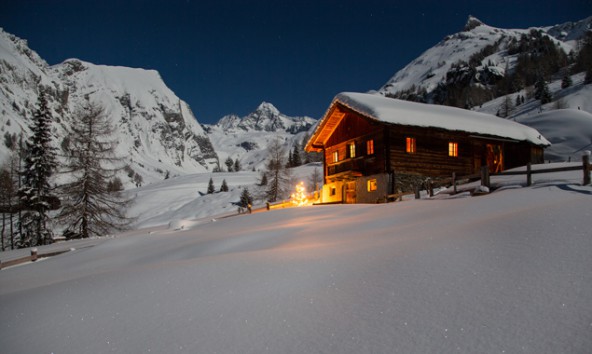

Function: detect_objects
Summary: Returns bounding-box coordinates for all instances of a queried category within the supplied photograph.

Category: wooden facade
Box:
[306,94,548,204]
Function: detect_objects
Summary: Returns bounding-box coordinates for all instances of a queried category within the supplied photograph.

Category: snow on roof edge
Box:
[335,92,551,147]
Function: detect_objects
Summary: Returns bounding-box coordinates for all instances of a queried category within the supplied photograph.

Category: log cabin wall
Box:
[387,125,478,177]
[319,106,545,194]
[324,111,386,183]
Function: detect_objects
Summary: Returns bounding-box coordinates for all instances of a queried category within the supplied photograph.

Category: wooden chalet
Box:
[305,92,550,203]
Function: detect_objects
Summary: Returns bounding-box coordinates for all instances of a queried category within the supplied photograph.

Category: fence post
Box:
[414,184,420,199]
[526,163,532,187]
[480,165,490,188]
[583,152,591,186]
[452,172,457,194]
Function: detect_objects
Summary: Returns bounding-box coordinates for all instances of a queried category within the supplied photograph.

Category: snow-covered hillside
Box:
[1,167,590,353]
[206,102,317,171]
[379,16,589,98]
[474,72,592,162]
[0,28,218,187]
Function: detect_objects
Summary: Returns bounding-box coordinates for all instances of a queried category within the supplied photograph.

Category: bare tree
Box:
[57,102,132,239]
[264,138,291,202]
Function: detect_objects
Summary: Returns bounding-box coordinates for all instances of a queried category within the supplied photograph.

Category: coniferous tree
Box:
[220,179,229,192]
[0,152,21,250]
[57,102,131,239]
[233,158,241,172]
[207,177,215,194]
[585,69,592,85]
[561,74,573,89]
[498,95,514,118]
[225,157,234,172]
[286,150,293,168]
[259,172,268,186]
[239,188,253,208]
[534,78,552,104]
[19,90,58,246]
[292,144,302,167]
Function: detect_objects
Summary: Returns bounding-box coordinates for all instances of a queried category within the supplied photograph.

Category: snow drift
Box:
[1,168,590,353]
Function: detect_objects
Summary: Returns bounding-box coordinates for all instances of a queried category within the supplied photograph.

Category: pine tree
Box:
[534,78,552,104]
[220,179,229,192]
[287,150,293,168]
[0,152,21,250]
[19,90,58,246]
[207,177,215,194]
[239,188,253,208]
[234,158,241,172]
[585,69,592,85]
[57,102,131,239]
[259,172,268,186]
[292,144,302,167]
[561,74,573,89]
[225,157,234,172]
[499,95,514,118]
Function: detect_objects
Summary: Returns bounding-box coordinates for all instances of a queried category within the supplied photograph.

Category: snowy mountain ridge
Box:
[379,15,591,100]
[205,102,317,171]
[0,28,218,187]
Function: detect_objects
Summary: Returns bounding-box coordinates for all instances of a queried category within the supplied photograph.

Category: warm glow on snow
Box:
[290,181,310,206]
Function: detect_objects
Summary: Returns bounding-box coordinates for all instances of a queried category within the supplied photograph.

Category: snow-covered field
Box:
[1,166,591,353]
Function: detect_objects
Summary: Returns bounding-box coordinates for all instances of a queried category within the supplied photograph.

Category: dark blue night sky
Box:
[1,0,590,123]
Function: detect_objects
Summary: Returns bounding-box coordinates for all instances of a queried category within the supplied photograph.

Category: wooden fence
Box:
[0,248,71,270]
[482,154,591,188]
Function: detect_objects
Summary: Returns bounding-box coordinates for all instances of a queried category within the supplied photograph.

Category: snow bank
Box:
[1,170,590,353]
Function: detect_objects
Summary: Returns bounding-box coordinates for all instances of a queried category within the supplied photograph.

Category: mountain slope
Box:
[206,102,317,171]
[379,16,590,105]
[0,28,218,187]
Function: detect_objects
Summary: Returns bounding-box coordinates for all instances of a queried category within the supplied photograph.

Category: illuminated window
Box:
[367,179,377,192]
[406,137,416,153]
[348,142,356,158]
[333,151,339,163]
[449,142,458,157]
[366,140,374,155]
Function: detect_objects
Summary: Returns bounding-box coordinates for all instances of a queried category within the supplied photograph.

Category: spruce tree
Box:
[57,102,131,239]
[19,90,58,246]
[239,188,253,208]
[259,172,268,186]
[561,74,573,89]
[220,179,229,192]
[234,158,241,172]
[585,69,592,85]
[207,177,215,194]
[225,157,234,172]
[292,144,302,167]
[534,78,552,104]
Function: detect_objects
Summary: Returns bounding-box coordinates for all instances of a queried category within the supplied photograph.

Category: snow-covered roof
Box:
[332,92,550,146]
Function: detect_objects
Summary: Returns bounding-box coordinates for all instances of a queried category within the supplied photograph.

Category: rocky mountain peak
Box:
[464,15,484,32]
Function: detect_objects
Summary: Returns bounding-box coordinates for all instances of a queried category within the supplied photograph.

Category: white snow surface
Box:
[336,92,550,146]
[1,167,591,353]
[379,16,586,98]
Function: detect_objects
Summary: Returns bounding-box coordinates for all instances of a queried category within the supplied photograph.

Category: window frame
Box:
[366,139,375,155]
[367,178,377,192]
[448,142,459,157]
[348,142,356,159]
[406,137,416,154]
